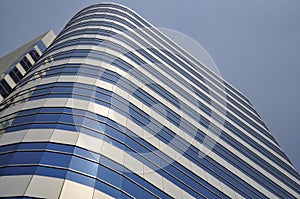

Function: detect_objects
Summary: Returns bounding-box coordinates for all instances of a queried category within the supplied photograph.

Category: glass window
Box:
[8,70,20,83]
[40,151,72,168]
[0,83,9,97]
[122,178,144,198]
[35,113,59,123]
[0,153,14,166]
[6,124,32,133]
[9,151,43,164]
[19,142,48,150]
[74,147,100,162]
[95,180,122,199]
[21,56,32,70]
[105,125,125,143]
[35,166,68,179]
[37,41,47,52]
[69,156,98,176]
[1,165,37,176]
[0,143,19,153]
[47,143,74,153]
[98,163,124,188]
[29,49,40,62]
[0,79,12,94]
[66,170,96,187]
[57,114,74,124]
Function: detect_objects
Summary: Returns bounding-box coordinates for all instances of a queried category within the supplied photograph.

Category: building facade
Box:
[0,3,299,199]
[0,30,56,102]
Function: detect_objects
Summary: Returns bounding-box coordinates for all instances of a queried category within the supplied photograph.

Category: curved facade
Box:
[0,3,299,199]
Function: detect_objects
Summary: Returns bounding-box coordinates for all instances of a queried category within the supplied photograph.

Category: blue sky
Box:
[0,0,299,172]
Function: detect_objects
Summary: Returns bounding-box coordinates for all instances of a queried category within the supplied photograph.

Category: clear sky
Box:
[0,0,299,172]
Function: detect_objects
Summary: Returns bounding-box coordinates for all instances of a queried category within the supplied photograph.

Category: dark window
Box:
[8,67,23,84]
[29,49,40,62]
[0,79,12,98]
[13,67,23,80]
[8,70,19,83]
[0,83,8,97]
[20,56,32,71]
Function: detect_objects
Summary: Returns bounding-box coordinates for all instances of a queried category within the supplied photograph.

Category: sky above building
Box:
[0,0,299,172]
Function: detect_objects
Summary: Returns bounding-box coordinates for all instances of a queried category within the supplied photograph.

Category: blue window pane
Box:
[72,87,93,96]
[104,183,123,198]
[0,153,14,166]
[35,166,68,179]
[105,125,125,143]
[12,115,36,125]
[55,123,77,131]
[40,151,72,168]
[19,142,48,150]
[30,123,57,129]
[47,143,74,153]
[95,180,122,198]
[1,166,37,176]
[69,156,98,176]
[0,143,20,153]
[122,178,144,198]
[97,165,123,188]
[66,170,96,187]
[35,113,59,123]
[80,117,103,132]
[58,114,74,124]
[31,88,51,96]
[74,147,100,162]
[6,124,32,132]
[37,41,47,52]
[9,151,43,164]
[52,87,73,93]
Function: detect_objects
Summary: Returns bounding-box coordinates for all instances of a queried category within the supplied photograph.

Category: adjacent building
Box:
[0,30,56,101]
[0,3,299,199]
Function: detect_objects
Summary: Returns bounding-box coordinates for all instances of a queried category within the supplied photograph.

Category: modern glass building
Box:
[0,30,56,102]
[0,3,299,199]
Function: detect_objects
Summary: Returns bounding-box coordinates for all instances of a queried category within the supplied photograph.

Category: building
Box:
[0,3,299,199]
[0,30,56,102]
